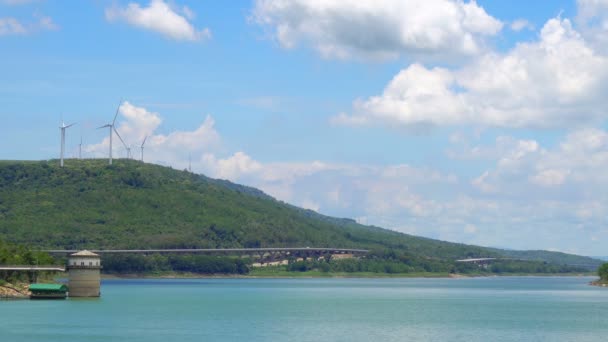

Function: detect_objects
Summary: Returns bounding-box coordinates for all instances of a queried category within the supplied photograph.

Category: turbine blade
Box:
[65,122,76,129]
[97,124,111,129]
[141,135,147,147]
[112,99,122,125]
[113,126,128,148]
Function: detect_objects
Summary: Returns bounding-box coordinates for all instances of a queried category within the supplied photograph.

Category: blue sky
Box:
[2,0,608,256]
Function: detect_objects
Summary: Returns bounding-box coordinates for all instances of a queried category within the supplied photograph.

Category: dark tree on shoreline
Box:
[599,263,608,281]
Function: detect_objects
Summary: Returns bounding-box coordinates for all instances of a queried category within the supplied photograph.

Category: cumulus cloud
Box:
[466,128,608,198]
[202,152,263,181]
[85,101,220,164]
[198,152,459,223]
[106,0,210,41]
[252,0,502,61]
[576,0,608,53]
[457,128,608,252]
[335,16,608,128]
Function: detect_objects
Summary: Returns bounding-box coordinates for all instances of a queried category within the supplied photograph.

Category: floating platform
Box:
[29,283,68,299]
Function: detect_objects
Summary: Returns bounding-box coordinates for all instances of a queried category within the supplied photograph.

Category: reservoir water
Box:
[2,277,608,341]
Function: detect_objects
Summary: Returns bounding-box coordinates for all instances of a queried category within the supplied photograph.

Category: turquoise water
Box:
[2,277,608,341]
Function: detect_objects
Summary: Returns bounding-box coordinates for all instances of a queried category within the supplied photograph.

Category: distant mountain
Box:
[0,160,602,270]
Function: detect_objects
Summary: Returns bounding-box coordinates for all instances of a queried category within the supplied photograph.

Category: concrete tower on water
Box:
[67,250,101,297]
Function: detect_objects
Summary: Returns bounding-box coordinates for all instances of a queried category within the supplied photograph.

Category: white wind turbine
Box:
[59,120,75,168]
[98,100,121,165]
[140,135,147,162]
[78,136,83,159]
[113,125,130,159]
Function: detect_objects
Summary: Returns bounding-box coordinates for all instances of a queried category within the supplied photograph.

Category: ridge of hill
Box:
[0,159,601,270]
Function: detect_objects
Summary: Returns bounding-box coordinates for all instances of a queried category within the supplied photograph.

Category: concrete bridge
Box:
[44,247,369,263]
[455,258,500,263]
[0,265,66,283]
[0,266,66,272]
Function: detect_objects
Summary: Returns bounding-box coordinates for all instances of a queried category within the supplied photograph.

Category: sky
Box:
[2,0,608,256]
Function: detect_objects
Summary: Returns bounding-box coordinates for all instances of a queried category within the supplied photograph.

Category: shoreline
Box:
[590,280,608,287]
[0,282,30,299]
[99,271,594,280]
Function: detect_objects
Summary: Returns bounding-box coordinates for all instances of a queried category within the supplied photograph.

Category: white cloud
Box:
[199,152,458,223]
[0,17,26,35]
[85,101,220,164]
[510,19,534,31]
[466,128,608,196]
[37,15,58,31]
[202,152,263,181]
[464,224,477,234]
[300,199,320,212]
[106,0,210,42]
[0,15,57,36]
[530,169,569,187]
[333,63,468,126]
[448,135,526,160]
[576,0,608,53]
[181,5,195,20]
[252,0,502,61]
[335,16,608,128]
[0,0,37,5]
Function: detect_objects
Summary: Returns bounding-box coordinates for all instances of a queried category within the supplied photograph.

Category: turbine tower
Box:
[59,121,75,168]
[140,136,147,162]
[97,100,121,165]
[79,136,83,159]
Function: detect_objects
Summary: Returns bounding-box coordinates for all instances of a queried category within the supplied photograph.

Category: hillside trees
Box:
[599,263,608,281]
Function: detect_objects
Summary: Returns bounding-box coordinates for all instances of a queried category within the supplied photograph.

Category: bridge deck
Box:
[0,266,66,272]
[455,258,498,263]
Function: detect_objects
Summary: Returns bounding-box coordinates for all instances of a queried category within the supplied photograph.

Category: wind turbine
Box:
[59,121,75,167]
[113,125,130,159]
[112,127,131,159]
[78,136,83,159]
[97,100,121,165]
[140,135,147,162]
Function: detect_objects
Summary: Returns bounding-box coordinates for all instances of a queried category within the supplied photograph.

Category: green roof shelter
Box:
[29,283,68,299]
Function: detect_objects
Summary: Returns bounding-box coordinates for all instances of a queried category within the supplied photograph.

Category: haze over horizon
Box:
[2,0,608,256]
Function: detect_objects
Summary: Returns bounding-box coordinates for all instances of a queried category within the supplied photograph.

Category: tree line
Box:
[599,263,608,281]
[97,249,587,275]
[0,239,55,284]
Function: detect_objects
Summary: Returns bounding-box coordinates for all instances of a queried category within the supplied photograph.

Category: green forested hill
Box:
[0,160,601,270]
